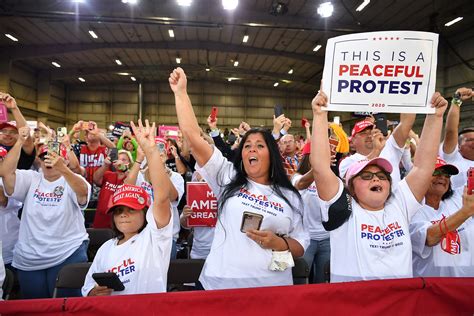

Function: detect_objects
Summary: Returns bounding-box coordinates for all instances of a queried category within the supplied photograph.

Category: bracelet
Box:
[174,156,180,160]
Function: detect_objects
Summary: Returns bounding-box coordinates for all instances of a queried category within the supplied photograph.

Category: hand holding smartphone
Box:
[467,168,474,195]
[374,113,388,136]
[92,272,125,291]
[274,105,284,118]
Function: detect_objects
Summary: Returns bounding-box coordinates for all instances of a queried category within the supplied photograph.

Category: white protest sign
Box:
[322,31,438,114]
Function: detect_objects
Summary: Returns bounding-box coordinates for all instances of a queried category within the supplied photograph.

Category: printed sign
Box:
[158,125,179,140]
[112,121,130,137]
[322,31,438,114]
[0,102,8,122]
[186,182,218,227]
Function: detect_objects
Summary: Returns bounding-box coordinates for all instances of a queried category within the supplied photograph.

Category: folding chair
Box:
[52,262,92,298]
[167,259,205,291]
[86,228,115,261]
[292,257,310,285]
[2,268,14,300]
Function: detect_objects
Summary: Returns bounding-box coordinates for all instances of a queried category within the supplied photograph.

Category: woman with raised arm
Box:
[82,120,173,296]
[310,88,447,282]
[169,67,308,290]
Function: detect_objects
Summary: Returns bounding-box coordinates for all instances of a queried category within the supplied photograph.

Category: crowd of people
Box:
[0,70,473,300]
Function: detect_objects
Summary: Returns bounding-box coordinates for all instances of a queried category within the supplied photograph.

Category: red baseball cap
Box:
[106,184,151,213]
[434,157,459,175]
[39,143,68,159]
[350,119,374,139]
[0,121,17,130]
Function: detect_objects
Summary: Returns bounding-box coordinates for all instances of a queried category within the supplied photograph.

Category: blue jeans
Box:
[303,238,330,283]
[17,240,89,299]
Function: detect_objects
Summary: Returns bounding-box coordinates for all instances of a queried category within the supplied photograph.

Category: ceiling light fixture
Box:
[242,35,249,43]
[288,69,293,74]
[131,76,136,81]
[118,72,131,76]
[205,68,211,72]
[5,34,18,42]
[222,0,238,10]
[78,77,85,82]
[115,59,122,65]
[122,0,138,4]
[313,44,322,52]
[233,61,239,67]
[445,17,463,27]
[317,2,334,18]
[355,0,370,12]
[168,29,175,38]
[88,30,98,39]
[176,57,182,64]
[177,0,192,6]
[51,62,61,68]
[72,0,85,3]
[274,82,279,87]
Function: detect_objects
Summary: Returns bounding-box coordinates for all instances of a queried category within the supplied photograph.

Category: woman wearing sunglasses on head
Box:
[82,120,173,296]
[311,88,448,282]
[169,68,308,290]
[410,158,474,277]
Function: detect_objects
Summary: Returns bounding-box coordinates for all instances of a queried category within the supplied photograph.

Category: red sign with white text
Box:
[186,182,218,227]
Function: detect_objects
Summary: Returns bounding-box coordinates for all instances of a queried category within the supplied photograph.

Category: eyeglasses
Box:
[281,139,295,145]
[357,171,389,181]
[433,169,451,177]
[0,130,18,135]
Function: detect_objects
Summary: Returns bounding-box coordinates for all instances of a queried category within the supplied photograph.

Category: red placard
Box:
[158,125,180,140]
[186,182,218,227]
[0,102,8,122]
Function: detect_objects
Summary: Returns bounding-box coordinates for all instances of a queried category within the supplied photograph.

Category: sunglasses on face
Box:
[357,171,389,181]
[433,169,451,177]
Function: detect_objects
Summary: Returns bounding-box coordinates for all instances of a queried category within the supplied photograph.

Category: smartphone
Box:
[374,113,388,136]
[81,122,90,130]
[333,116,340,125]
[274,105,284,118]
[0,102,7,123]
[301,117,309,128]
[240,211,264,233]
[92,272,125,291]
[109,148,118,162]
[468,168,474,195]
[57,127,67,142]
[47,141,60,155]
[210,107,218,122]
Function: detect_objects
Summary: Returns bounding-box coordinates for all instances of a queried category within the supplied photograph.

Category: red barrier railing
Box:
[1,278,473,316]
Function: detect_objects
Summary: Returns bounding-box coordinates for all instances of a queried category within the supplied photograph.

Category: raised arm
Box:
[63,135,85,176]
[169,68,212,167]
[131,120,171,228]
[0,127,29,195]
[294,170,314,190]
[442,87,473,154]
[405,92,448,202]
[124,147,144,185]
[391,113,416,148]
[310,90,340,201]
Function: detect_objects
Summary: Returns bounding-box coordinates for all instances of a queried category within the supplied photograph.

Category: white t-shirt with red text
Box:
[136,170,184,241]
[196,148,309,290]
[81,205,173,296]
[410,189,474,277]
[318,178,422,282]
[8,170,91,270]
[0,179,22,265]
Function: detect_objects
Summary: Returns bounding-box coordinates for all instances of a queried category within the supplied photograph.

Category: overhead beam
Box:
[7,40,323,65]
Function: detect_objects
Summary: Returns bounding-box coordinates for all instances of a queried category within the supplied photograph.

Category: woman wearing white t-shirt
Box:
[169,68,308,290]
[410,158,474,277]
[82,120,173,296]
[0,126,91,298]
[291,143,330,283]
[311,90,448,282]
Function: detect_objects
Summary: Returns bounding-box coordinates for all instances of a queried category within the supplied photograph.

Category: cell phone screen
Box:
[374,113,388,136]
[240,212,263,233]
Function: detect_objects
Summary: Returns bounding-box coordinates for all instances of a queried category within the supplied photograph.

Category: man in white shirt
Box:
[440,87,474,189]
